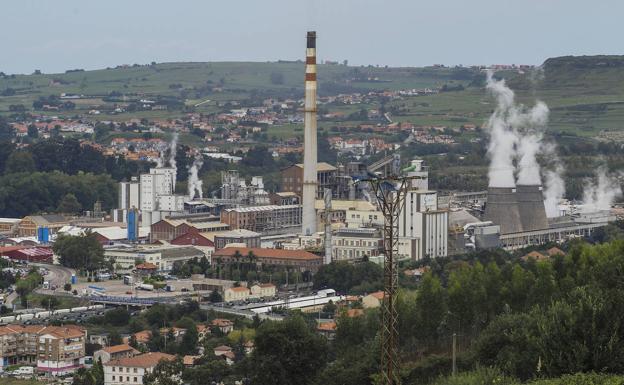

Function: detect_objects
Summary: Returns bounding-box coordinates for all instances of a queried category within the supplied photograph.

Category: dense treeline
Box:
[0,171,117,217]
[0,137,151,216]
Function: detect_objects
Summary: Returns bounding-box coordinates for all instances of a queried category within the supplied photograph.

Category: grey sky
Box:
[1,0,622,74]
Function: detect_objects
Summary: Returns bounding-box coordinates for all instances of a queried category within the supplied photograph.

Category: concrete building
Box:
[104,245,205,272]
[224,286,250,302]
[103,352,175,385]
[332,227,383,262]
[220,205,302,235]
[119,177,141,211]
[250,283,276,298]
[399,190,448,260]
[94,344,139,364]
[213,229,261,250]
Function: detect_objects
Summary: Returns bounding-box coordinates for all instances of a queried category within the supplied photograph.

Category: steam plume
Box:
[582,167,622,212]
[187,155,204,200]
[168,131,178,169]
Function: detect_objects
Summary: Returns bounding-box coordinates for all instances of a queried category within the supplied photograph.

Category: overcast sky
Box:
[1,0,622,74]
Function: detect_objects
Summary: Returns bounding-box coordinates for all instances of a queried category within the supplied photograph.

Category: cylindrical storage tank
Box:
[484,187,524,234]
[515,184,549,231]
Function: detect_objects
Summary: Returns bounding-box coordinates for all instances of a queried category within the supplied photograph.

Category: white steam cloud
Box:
[485,73,550,188]
[582,167,622,212]
[485,72,565,217]
[168,131,179,170]
[187,155,204,200]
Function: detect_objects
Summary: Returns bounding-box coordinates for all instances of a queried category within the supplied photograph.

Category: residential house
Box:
[94,344,139,364]
[210,319,234,334]
[362,291,385,309]
[316,322,337,340]
[103,352,175,385]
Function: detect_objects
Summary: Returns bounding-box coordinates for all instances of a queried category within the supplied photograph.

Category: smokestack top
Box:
[307,31,316,49]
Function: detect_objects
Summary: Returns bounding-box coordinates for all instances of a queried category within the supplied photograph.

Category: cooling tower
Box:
[515,184,549,231]
[302,31,318,236]
[484,187,524,234]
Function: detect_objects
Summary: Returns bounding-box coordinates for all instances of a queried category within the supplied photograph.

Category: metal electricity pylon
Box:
[363,175,416,385]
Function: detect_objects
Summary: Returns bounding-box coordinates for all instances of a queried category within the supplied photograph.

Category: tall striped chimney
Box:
[302,31,318,236]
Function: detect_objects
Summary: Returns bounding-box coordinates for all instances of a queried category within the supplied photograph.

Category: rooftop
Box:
[101,344,138,355]
[292,162,337,172]
[213,247,322,262]
[223,205,300,213]
[105,352,175,368]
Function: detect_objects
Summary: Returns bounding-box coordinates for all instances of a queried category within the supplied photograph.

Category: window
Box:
[126,376,130,381]
[113,367,116,372]
[126,368,130,373]
[134,377,137,382]
[133,368,137,373]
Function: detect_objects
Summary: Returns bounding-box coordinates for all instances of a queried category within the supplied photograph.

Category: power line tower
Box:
[364,176,415,385]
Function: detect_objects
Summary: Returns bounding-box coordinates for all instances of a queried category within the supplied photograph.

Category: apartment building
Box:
[104,352,175,385]
[0,325,86,375]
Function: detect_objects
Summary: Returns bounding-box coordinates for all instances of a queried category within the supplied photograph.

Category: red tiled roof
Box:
[317,321,336,331]
[101,344,137,354]
[213,247,321,262]
[104,352,175,368]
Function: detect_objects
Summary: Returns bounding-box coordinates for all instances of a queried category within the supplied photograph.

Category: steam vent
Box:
[484,187,524,234]
[516,184,549,232]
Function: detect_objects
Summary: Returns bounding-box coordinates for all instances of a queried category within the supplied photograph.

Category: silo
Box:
[484,187,524,234]
[516,184,549,231]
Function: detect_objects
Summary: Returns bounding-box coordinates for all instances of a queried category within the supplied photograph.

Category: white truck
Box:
[137,283,154,291]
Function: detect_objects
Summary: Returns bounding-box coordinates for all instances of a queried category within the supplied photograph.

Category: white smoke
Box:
[543,164,566,217]
[485,73,519,188]
[168,131,178,169]
[156,153,163,167]
[582,167,622,212]
[187,155,204,200]
[485,72,566,217]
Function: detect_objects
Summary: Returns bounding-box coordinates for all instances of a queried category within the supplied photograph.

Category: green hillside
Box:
[2,56,624,138]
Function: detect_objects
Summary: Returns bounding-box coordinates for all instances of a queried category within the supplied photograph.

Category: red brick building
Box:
[170,227,215,247]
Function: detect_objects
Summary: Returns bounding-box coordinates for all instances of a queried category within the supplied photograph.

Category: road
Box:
[32,263,75,289]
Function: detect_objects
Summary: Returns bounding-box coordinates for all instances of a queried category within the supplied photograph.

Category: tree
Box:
[143,356,184,385]
[57,193,82,214]
[64,283,72,291]
[53,232,105,273]
[176,317,198,355]
[27,124,38,139]
[248,315,328,385]
[104,308,131,327]
[108,329,123,346]
[208,289,223,303]
[5,151,36,173]
[0,116,14,141]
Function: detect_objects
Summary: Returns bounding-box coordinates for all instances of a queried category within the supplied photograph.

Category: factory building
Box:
[221,171,270,205]
[115,167,188,226]
[398,190,448,260]
[17,215,68,237]
[281,163,338,199]
[104,245,205,272]
[220,205,302,235]
[331,227,383,262]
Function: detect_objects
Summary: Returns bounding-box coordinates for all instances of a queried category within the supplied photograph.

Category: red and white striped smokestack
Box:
[302,31,318,236]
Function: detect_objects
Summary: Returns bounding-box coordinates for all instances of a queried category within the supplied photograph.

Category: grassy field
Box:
[3,56,624,139]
